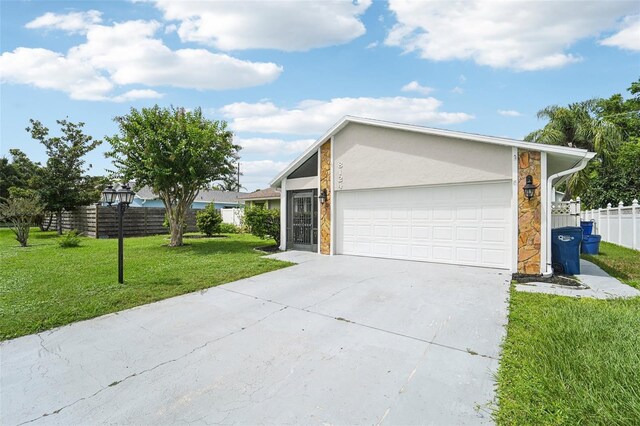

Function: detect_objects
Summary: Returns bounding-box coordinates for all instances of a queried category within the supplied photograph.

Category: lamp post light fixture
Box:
[523,175,537,200]
[102,183,135,284]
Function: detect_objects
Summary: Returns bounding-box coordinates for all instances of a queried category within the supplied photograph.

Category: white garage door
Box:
[336,182,512,269]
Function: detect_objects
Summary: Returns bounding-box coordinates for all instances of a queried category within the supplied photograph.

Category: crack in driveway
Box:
[17,306,288,425]
[219,287,498,360]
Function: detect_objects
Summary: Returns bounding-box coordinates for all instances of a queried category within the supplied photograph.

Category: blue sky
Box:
[1,0,639,191]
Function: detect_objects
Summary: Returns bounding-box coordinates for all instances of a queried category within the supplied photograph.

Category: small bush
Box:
[244,206,280,246]
[219,223,240,234]
[196,204,223,236]
[0,192,44,247]
[58,230,82,248]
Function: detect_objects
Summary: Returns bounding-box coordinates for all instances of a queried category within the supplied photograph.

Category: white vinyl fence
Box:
[551,198,581,228]
[221,208,244,227]
[581,200,639,251]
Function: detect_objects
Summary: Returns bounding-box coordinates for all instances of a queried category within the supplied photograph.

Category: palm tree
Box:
[525,100,621,199]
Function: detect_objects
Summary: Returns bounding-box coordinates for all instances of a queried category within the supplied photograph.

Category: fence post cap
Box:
[576,197,581,201]
[633,199,639,206]
[619,201,624,207]
[607,203,612,208]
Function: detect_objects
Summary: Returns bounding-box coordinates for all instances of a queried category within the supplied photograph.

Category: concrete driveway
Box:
[1,252,511,425]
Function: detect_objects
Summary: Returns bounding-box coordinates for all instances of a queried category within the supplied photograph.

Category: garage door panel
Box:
[456,206,479,221]
[481,227,507,243]
[433,226,453,240]
[456,247,479,263]
[336,182,512,269]
[456,227,479,242]
[481,205,508,221]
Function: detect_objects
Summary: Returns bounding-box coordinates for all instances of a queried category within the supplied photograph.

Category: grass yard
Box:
[496,244,640,425]
[0,228,291,340]
[582,241,640,289]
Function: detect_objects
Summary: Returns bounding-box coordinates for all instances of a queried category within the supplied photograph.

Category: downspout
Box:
[544,154,593,276]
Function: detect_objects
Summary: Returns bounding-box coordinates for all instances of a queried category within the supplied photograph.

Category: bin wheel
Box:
[552,263,564,274]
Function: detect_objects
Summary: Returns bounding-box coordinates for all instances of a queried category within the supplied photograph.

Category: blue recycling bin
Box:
[581,234,601,255]
[551,227,583,275]
[580,220,594,236]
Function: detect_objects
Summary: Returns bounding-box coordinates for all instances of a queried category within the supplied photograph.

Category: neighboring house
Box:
[270,116,595,275]
[130,186,246,209]
[238,188,281,209]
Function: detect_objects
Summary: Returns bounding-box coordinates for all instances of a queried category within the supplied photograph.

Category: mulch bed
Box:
[512,273,583,287]
[254,245,281,253]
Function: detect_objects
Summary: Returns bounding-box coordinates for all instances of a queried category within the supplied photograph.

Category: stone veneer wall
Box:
[518,150,542,274]
[320,140,331,255]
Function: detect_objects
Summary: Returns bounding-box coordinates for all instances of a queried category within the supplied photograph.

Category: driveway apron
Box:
[1,253,510,425]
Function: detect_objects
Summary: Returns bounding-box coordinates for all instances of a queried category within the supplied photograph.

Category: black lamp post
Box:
[102,183,135,284]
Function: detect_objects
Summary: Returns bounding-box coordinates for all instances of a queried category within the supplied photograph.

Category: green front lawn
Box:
[0,229,291,340]
[582,241,640,289]
[496,243,640,424]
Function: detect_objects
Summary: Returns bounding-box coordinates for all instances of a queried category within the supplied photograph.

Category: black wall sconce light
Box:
[318,188,328,205]
[523,175,537,200]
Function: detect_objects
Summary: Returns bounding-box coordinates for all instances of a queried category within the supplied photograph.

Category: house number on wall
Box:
[337,162,344,189]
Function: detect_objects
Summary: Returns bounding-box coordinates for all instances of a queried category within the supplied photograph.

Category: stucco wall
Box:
[332,123,512,191]
[285,176,317,191]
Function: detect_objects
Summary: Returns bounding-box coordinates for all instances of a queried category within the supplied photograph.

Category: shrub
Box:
[58,230,82,248]
[0,193,43,247]
[196,204,223,236]
[244,206,280,246]
[219,223,240,234]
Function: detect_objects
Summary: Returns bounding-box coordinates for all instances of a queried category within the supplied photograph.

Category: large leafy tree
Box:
[106,106,240,246]
[581,141,640,208]
[525,100,622,199]
[595,79,640,141]
[0,149,41,200]
[27,119,101,234]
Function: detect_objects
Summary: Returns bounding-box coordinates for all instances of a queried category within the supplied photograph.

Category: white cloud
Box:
[220,96,474,135]
[385,1,637,70]
[151,0,371,51]
[0,47,113,100]
[2,19,283,100]
[498,109,522,117]
[600,15,640,51]
[111,89,164,103]
[236,137,315,158]
[25,10,102,33]
[451,87,464,94]
[366,41,379,49]
[401,80,434,95]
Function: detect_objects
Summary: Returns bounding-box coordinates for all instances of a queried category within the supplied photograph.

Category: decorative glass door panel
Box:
[288,190,318,251]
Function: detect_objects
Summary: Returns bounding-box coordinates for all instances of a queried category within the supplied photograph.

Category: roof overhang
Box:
[270,115,596,188]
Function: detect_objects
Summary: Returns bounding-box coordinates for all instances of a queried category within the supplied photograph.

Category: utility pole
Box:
[237,163,240,192]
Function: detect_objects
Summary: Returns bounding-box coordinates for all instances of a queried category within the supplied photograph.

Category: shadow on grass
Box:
[178,238,269,256]
[144,276,185,286]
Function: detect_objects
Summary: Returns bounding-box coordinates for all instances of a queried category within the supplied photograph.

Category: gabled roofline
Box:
[270,115,595,188]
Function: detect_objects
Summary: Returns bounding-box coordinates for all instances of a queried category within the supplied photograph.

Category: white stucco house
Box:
[270,116,595,275]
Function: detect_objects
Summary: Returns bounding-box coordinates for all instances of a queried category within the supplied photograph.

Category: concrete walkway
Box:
[1,253,511,425]
[516,259,640,299]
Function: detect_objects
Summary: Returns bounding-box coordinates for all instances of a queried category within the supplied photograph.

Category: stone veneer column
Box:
[518,150,542,274]
[320,140,331,254]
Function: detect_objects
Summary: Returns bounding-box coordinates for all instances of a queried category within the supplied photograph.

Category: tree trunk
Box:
[56,211,63,235]
[42,213,53,231]
[169,215,184,246]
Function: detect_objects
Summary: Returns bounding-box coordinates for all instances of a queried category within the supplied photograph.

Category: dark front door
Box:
[287,190,318,251]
